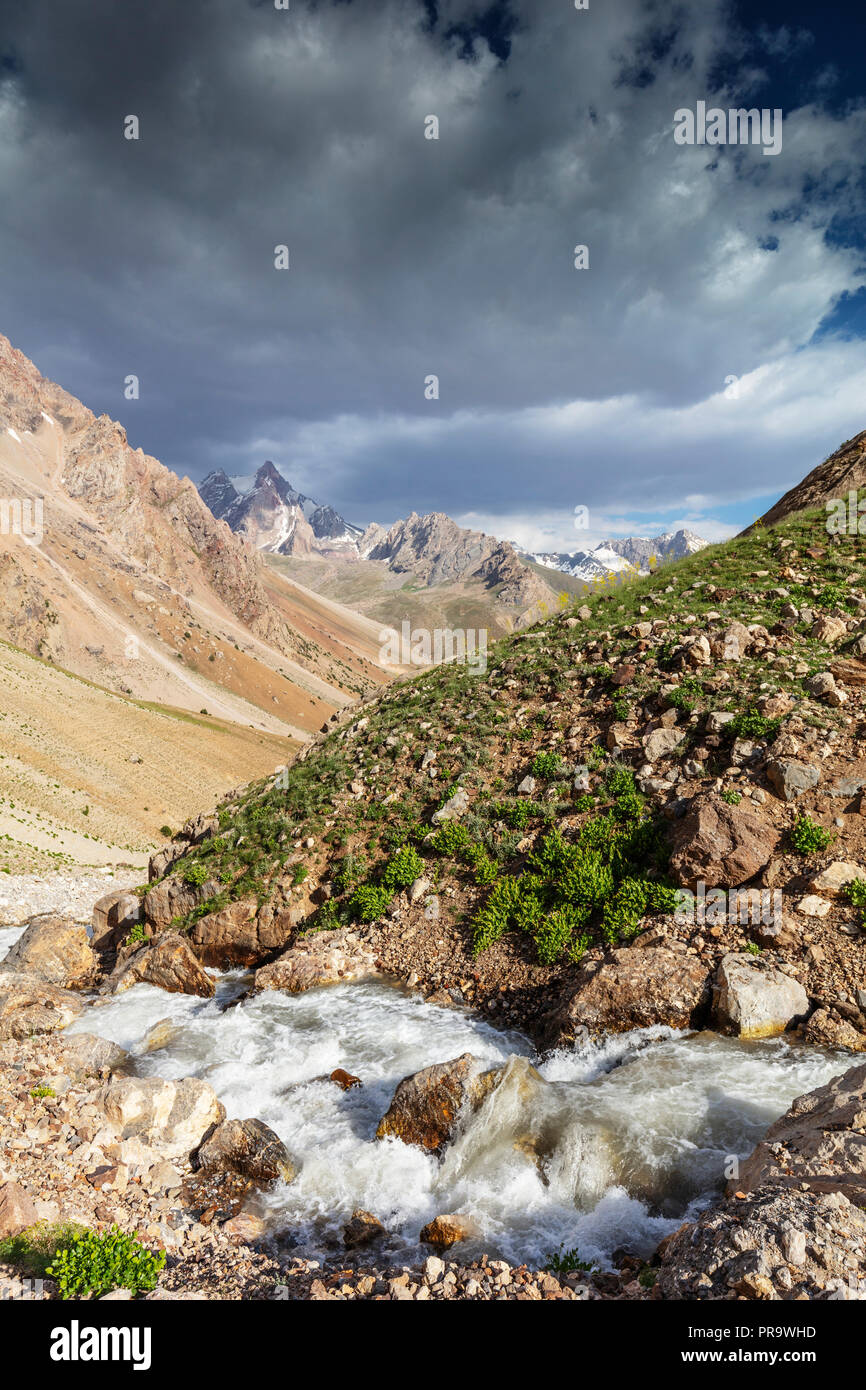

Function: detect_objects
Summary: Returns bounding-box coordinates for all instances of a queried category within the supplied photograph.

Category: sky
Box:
[1,0,865,553]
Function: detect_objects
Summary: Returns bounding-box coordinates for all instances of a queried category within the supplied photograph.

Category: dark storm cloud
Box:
[0,0,864,539]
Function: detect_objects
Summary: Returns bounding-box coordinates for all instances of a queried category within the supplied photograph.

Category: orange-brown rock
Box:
[669,792,780,888]
[538,946,711,1049]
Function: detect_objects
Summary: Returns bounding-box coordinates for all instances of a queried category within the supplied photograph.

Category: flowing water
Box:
[68,972,851,1269]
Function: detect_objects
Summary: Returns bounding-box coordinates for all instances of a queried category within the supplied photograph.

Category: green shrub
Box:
[347,883,393,922]
[29,1085,55,1099]
[726,709,782,742]
[292,863,309,886]
[530,751,563,780]
[383,844,425,891]
[720,789,741,805]
[46,1226,165,1300]
[548,1246,595,1275]
[181,861,209,887]
[430,821,472,856]
[159,825,173,838]
[845,877,866,924]
[472,812,674,965]
[789,815,834,854]
[333,850,367,893]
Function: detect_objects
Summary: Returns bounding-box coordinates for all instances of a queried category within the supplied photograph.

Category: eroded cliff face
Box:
[0,334,300,656]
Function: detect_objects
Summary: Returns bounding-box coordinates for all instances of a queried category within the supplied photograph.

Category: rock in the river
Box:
[0,1181,39,1240]
[733,1061,866,1201]
[420,1213,479,1249]
[669,793,779,888]
[0,970,85,1039]
[187,897,294,970]
[539,947,711,1048]
[712,953,809,1039]
[251,929,380,995]
[104,933,215,998]
[376,1053,502,1154]
[196,1118,295,1187]
[96,1075,225,1162]
[801,1008,866,1053]
[52,1032,129,1079]
[343,1209,385,1248]
[1,914,96,988]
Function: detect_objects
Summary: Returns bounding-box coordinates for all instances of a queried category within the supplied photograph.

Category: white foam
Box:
[73,978,850,1267]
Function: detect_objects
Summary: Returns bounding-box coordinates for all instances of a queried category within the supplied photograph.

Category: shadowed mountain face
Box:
[741,431,866,534]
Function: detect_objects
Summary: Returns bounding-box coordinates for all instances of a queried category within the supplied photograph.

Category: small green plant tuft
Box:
[789,815,834,855]
[530,751,563,780]
[46,1226,165,1300]
[347,883,393,922]
[382,844,425,891]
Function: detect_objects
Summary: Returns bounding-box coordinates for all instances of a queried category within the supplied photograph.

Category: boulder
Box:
[196,1118,295,1187]
[251,929,380,995]
[0,1181,39,1241]
[812,615,848,644]
[807,861,865,900]
[187,897,291,969]
[669,792,779,889]
[420,1213,479,1249]
[642,727,685,763]
[343,1209,385,1248]
[801,1008,866,1053]
[657,1188,866,1301]
[538,946,711,1048]
[96,1075,225,1162]
[91,890,143,953]
[376,1053,503,1154]
[733,1061,866,1201]
[103,933,214,998]
[142,875,221,933]
[0,970,85,1039]
[1,914,96,988]
[431,788,470,824]
[766,758,821,802]
[52,1033,129,1079]
[712,953,809,1039]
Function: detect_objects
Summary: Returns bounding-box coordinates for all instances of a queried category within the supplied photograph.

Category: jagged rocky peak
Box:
[198,469,239,519]
[197,458,362,556]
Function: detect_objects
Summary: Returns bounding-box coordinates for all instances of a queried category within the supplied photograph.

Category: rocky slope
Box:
[744,430,866,532]
[0,332,390,733]
[120,479,866,1056]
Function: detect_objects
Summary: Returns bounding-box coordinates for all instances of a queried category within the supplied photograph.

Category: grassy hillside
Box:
[140,503,866,994]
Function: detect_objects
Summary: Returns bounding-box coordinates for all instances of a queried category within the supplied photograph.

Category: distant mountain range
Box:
[522,529,708,582]
[198,465,555,614]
